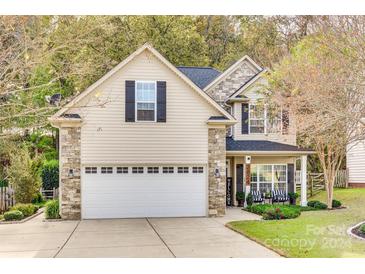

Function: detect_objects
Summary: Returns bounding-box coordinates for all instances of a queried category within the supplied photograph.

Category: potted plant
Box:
[246,193,253,207]
[288,192,299,205]
[236,191,245,207]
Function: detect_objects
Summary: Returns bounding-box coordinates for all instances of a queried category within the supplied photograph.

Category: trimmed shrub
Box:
[360,224,365,234]
[4,210,24,221]
[246,193,253,206]
[0,179,8,187]
[32,192,44,204]
[307,200,328,209]
[41,160,59,189]
[307,200,319,207]
[45,199,60,219]
[247,204,303,219]
[332,199,342,208]
[262,206,301,220]
[247,204,273,215]
[11,203,38,217]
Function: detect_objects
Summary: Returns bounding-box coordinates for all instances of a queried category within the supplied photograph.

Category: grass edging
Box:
[0,208,44,225]
[225,222,286,257]
[347,220,365,241]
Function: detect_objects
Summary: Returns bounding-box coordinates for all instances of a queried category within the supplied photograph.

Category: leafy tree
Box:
[6,147,42,203]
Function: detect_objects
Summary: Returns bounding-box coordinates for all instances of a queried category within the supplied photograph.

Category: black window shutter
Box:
[241,103,249,134]
[287,164,295,193]
[282,109,289,135]
[125,80,135,122]
[157,81,166,122]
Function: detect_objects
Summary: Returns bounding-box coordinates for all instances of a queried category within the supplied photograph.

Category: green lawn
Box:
[227,188,365,258]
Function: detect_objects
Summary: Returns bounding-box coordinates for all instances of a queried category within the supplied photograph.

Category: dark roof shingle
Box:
[177,66,221,89]
[226,137,311,152]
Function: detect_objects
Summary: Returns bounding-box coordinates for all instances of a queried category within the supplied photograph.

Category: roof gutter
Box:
[207,119,237,126]
[48,117,82,128]
[226,150,315,156]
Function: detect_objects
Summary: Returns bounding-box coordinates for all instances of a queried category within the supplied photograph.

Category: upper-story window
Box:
[249,104,282,134]
[249,104,265,133]
[136,81,156,121]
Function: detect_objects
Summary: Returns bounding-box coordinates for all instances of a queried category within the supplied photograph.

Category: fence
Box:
[0,187,59,214]
[295,169,348,198]
[41,188,59,200]
[0,187,15,214]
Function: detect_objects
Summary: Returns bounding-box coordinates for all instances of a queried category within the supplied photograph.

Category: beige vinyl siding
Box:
[347,141,365,184]
[232,78,296,145]
[68,49,220,165]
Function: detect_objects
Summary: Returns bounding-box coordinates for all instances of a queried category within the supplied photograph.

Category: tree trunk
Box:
[324,172,335,209]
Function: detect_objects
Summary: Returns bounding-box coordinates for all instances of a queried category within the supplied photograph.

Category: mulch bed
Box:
[351,226,365,239]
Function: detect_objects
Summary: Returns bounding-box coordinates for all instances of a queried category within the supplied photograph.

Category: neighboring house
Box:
[49,43,312,220]
[347,139,365,187]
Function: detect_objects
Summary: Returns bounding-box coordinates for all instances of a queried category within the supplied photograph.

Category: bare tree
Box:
[269,16,365,208]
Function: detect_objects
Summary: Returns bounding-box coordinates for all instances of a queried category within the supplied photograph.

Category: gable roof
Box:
[177,66,221,89]
[203,55,263,92]
[226,69,267,102]
[50,43,236,123]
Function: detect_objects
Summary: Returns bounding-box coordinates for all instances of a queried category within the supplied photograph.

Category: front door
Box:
[236,164,244,195]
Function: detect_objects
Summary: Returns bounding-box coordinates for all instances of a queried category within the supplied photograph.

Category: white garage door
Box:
[82,165,207,219]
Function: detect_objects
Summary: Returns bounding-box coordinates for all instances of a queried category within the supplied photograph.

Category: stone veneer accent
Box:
[60,126,81,220]
[208,127,226,216]
[206,61,257,105]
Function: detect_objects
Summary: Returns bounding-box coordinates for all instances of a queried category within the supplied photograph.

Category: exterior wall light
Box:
[215,167,220,178]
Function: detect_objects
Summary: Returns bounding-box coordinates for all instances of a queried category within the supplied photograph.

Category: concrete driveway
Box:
[0,208,279,258]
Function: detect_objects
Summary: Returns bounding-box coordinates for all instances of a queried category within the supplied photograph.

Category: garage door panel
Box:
[82,166,207,218]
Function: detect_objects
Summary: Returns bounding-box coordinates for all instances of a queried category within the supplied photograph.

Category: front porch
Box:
[225,154,309,207]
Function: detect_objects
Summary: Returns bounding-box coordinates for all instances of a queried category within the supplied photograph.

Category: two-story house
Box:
[49,44,312,220]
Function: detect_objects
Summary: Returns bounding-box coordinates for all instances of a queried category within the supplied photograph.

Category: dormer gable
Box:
[204,55,263,104]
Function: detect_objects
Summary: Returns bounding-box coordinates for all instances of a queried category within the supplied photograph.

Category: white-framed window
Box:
[163,167,174,174]
[249,104,265,134]
[250,164,287,193]
[192,167,204,173]
[101,167,113,174]
[178,167,189,173]
[136,81,156,122]
[117,167,128,174]
[249,103,282,134]
[132,167,144,174]
[147,167,159,174]
[85,167,97,174]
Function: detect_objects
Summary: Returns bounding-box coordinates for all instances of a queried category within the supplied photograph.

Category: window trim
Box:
[135,80,157,122]
[85,167,97,174]
[250,163,288,193]
[101,167,113,174]
[132,166,144,174]
[116,167,129,174]
[192,166,204,174]
[248,103,282,135]
[177,167,189,174]
[147,166,160,174]
[162,167,174,174]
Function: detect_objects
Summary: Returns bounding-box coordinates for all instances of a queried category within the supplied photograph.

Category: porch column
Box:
[244,163,251,207]
[300,155,308,206]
